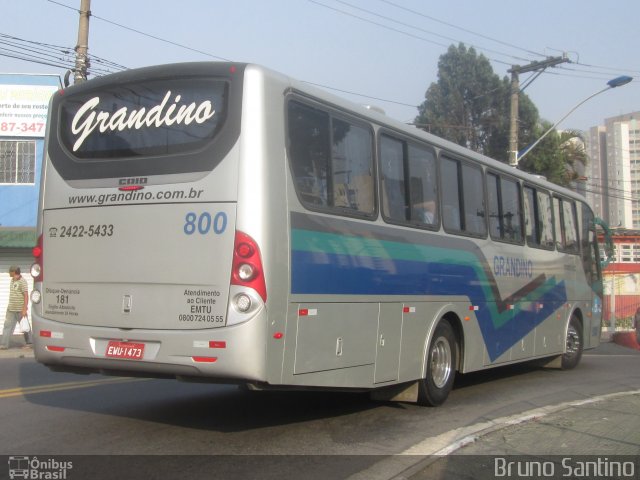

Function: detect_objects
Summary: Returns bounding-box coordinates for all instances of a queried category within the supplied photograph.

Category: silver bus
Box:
[31,63,603,406]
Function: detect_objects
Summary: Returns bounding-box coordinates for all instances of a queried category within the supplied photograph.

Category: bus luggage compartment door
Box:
[374,303,402,383]
[293,303,378,375]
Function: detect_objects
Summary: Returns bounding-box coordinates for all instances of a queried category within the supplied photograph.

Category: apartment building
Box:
[586,112,640,228]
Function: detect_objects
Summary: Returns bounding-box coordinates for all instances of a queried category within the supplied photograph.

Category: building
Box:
[586,112,640,228]
[600,229,640,329]
[0,74,61,334]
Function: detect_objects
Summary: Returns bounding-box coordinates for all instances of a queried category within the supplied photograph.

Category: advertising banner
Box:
[0,84,58,138]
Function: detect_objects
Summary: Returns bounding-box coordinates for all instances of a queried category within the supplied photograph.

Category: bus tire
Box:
[417,320,457,407]
[561,315,583,370]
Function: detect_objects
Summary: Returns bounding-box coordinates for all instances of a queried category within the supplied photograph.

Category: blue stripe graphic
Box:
[291,243,567,361]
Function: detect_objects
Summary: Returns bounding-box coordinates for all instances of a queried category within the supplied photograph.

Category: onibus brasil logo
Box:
[8,456,72,479]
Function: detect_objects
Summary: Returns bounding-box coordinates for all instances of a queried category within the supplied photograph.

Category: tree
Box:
[557,130,588,183]
[416,43,589,187]
[518,127,587,187]
[415,43,539,162]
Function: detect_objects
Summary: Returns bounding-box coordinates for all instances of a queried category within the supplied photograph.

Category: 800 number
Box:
[184,212,227,235]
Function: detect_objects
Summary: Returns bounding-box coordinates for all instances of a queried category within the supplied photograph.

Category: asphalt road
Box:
[1,341,638,479]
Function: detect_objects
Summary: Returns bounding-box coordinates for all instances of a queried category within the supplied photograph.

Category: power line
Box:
[0,31,126,76]
[310,0,637,86]
[41,0,420,109]
[556,64,640,81]
[534,65,640,83]
[378,1,639,82]
[0,32,74,68]
[331,0,533,63]
[581,176,640,200]
[90,12,232,62]
[303,81,418,108]
[585,171,640,194]
[582,185,639,203]
[575,61,640,76]
[0,49,71,70]
[309,0,537,66]
[378,0,546,58]
[45,0,231,62]
[307,0,451,49]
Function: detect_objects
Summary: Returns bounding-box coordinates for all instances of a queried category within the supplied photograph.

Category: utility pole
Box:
[508,70,520,167]
[74,0,91,84]
[508,55,570,167]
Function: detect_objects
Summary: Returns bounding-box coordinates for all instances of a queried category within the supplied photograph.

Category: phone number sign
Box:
[0,84,58,138]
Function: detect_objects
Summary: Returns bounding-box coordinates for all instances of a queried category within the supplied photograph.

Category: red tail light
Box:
[31,234,43,281]
[231,231,266,302]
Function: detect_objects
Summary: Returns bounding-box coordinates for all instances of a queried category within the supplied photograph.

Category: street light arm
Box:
[516,75,633,163]
[517,86,609,162]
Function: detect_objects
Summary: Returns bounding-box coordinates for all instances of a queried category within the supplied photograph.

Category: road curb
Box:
[612,331,640,350]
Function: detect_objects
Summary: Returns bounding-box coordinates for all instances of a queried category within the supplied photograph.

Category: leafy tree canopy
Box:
[415,43,539,162]
[518,127,587,187]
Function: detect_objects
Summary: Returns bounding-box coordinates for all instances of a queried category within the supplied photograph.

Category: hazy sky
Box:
[2,0,639,132]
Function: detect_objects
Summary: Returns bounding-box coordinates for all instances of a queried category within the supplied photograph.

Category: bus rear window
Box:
[47,64,244,181]
[58,78,228,159]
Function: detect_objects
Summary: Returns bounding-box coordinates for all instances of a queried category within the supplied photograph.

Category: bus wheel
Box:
[417,320,457,407]
[561,315,583,370]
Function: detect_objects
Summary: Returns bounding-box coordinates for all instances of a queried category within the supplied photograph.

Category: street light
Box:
[516,75,633,163]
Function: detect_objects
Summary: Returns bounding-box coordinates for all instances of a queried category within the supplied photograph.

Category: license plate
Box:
[105,341,145,360]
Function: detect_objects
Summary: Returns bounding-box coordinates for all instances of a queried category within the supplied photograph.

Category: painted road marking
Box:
[0,377,146,399]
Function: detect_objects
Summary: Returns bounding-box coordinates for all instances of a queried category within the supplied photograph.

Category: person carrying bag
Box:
[1,266,31,350]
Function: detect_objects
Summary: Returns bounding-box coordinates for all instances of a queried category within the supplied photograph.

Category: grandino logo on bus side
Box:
[70,91,216,152]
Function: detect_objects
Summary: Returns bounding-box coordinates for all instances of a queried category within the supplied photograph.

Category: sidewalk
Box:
[0,334,34,359]
[406,333,640,480]
[406,392,640,480]
[453,332,640,456]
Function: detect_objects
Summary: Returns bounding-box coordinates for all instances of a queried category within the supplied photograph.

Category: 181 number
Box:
[184,212,227,235]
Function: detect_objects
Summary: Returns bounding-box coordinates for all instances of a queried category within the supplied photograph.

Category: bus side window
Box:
[524,186,539,246]
[440,156,485,236]
[562,199,579,254]
[380,135,407,221]
[440,157,462,232]
[487,173,522,244]
[553,197,564,251]
[537,191,554,249]
[288,101,374,216]
[487,173,501,239]
[288,101,331,206]
[461,162,486,237]
[580,203,598,285]
[331,118,374,214]
[380,134,439,228]
[553,196,579,254]
[408,144,438,226]
[501,177,523,243]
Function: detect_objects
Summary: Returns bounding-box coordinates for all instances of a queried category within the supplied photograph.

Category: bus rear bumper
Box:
[31,313,268,383]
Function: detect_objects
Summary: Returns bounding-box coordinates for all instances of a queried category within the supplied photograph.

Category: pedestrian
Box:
[634,306,640,346]
[1,266,30,350]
